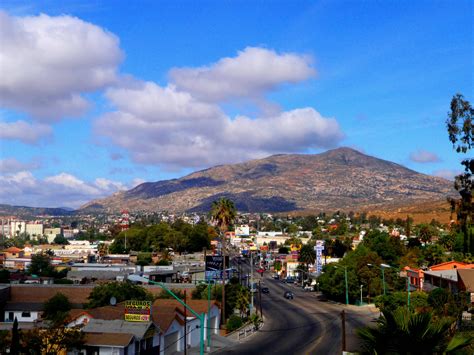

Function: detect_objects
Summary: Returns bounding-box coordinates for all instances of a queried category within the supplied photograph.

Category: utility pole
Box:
[184,290,187,355]
[250,251,254,313]
[258,280,263,318]
[341,310,346,352]
[221,237,226,325]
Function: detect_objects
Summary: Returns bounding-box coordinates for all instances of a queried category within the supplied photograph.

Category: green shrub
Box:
[226,315,243,332]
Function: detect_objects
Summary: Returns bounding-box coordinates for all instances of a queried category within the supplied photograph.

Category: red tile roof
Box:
[10,285,93,305]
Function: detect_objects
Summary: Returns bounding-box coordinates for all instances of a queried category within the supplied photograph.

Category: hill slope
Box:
[80,147,455,213]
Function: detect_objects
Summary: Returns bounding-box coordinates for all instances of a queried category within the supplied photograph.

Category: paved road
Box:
[216,257,378,355]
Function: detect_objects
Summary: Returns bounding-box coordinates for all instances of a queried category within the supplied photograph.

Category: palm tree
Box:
[357,308,472,354]
[210,198,237,234]
[210,198,236,324]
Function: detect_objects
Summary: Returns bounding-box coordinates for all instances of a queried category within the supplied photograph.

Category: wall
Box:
[4,310,39,322]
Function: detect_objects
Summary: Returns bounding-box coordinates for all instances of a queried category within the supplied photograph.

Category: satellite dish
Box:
[110,296,117,306]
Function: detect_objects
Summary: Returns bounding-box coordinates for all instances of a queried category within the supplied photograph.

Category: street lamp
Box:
[367,263,391,296]
[128,274,207,355]
[335,265,349,305]
[360,285,363,304]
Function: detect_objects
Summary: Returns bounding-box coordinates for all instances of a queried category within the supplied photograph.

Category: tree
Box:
[23,326,84,354]
[10,318,19,355]
[210,198,236,323]
[299,244,316,269]
[43,293,72,325]
[28,252,54,277]
[210,198,237,234]
[446,93,473,253]
[357,308,471,354]
[53,234,69,245]
[85,281,154,309]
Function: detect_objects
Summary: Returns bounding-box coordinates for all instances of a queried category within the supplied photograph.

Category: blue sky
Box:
[0,0,472,208]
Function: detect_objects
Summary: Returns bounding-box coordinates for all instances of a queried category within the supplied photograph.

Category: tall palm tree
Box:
[210,198,237,234]
[210,198,236,324]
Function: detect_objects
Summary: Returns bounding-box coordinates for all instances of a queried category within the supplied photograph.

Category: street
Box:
[216,257,379,355]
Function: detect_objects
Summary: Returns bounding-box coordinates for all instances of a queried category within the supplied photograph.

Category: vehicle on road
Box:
[303,284,314,291]
[261,287,270,294]
[273,274,279,280]
[284,291,294,299]
[285,277,295,283]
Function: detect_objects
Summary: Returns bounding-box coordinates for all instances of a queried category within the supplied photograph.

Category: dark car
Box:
[284,291,294,299]
[261,287,270,294]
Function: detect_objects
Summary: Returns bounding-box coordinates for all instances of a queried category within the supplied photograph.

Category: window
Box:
[21,311,31,318]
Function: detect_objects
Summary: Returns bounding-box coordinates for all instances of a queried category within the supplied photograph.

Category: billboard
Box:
[314,240,325,274]
[205,255,230,280]
[124,300,152,322]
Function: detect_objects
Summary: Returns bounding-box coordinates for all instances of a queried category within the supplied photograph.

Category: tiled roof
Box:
[2,247,22,253]
[84,332,134,347]
[10,284,93,305]
[458,269,474,292]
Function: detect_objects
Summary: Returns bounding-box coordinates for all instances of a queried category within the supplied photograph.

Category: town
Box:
[0,203,472,353]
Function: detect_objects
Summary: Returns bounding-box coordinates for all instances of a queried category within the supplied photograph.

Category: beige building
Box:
[44,228,62,243]
[25,223,44,239]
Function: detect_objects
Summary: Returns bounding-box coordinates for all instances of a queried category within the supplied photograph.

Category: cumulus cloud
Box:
[169,47,315,102]
[0,11,123,121]
[409,149,441,163]
[0,158,40,173]
[0,120,52,143]
[95,79,344,168]
[433,169,461,181]
[0,171,130,208]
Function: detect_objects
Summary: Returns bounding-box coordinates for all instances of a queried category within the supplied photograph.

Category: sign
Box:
[290,244,302,252]
[205,255,229,280]
[124,300,152,322]
[314,240,325,274]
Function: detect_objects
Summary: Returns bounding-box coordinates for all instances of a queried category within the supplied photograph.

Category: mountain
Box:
[0,204,76,217]
[80,147,456,213]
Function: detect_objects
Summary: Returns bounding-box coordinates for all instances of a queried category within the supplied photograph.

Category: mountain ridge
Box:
[80,147,455,213]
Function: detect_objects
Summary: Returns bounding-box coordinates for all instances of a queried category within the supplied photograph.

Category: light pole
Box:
[128,275,206,355]
[335,265,349,305]
[368,263,391,296]
[360,284,363,304]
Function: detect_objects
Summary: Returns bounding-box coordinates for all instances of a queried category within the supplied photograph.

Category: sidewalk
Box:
[175,333,237,354]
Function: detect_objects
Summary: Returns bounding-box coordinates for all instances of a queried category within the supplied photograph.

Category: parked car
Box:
[284,291,294,299]
[285,277,295,284]
[261,287,270,294]
[273,274,280,280]
[303,284,313,291]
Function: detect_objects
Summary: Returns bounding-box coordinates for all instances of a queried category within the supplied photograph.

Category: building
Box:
[25,223,44,239]
[43,228,62,243]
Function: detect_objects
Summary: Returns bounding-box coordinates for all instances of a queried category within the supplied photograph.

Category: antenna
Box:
[110,296,117,306]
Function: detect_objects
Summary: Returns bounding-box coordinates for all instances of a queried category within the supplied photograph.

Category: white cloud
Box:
[433,169,461,181]
[0,120,52,143]
[409,149,441,163]
[0,11,123,121]
[0,158,40,173]
[0,171,132,208]
[169,47,315,102]
[95,80,344,168]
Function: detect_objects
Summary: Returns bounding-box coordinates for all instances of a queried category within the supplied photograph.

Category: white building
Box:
[25,223,44,239]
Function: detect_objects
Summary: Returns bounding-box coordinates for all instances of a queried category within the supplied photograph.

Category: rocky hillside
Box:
[80,147,456,213]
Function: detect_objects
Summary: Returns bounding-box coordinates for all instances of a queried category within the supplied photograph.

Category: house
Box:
[1,247,24,259]
[457,269,474,304]
[2,284,93,322]
[81,318,159,354]
[405,261,474,292]
[67,298,220,355]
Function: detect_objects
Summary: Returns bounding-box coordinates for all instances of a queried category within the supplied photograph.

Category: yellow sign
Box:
[124,300,152,322]
[290,244,301,252]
